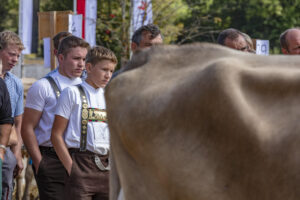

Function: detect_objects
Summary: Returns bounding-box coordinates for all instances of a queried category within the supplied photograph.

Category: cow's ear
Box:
[131,42,138,52]
[282,48,289,55]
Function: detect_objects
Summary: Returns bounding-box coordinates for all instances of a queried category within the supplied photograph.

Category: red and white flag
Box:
[76,0,97,46]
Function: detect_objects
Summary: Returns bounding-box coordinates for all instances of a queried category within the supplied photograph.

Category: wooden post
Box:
[50,11,57,70]
[38,11,73,70]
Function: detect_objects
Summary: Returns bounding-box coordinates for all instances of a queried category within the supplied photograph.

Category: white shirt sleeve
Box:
[55,87,76,120]
[25,79,50,111]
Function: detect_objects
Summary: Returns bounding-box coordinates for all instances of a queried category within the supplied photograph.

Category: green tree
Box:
[180,0,300,53]
[0,0,19,32]
[40,0,189,67]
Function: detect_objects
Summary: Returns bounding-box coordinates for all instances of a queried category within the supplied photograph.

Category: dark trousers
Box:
[33,147,65,200]
[64,150,109,200]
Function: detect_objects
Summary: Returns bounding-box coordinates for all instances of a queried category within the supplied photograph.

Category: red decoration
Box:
[138,1,147,10]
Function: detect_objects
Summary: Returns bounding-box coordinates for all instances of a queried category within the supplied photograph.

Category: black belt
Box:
[68,148,108,156]
[39,146,58,159]
[39,146,56,152]
[68,148,94,154]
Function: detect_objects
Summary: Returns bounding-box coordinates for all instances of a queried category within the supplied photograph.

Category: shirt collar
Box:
[3,72,12,79]
[82,81,104,94]
[51,70,81,83]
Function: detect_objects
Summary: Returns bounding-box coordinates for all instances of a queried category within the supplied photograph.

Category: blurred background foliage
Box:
[1,0,300,62]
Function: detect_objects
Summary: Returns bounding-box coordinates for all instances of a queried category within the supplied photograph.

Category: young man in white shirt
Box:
[21,36,90,200]
[51,46,117,200]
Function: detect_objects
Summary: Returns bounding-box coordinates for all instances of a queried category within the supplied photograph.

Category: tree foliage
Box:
[0,0,19,32]
[2,0,300,55]
[180,0,300,53]
[40,0,188,66]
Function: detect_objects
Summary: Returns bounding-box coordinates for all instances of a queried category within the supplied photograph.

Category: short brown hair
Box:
[86,46,118,66]
[132,24,161,45]
[53,31,72,50]
[57,35,90,56]
[0,31,25,51]
[217,28,244,45]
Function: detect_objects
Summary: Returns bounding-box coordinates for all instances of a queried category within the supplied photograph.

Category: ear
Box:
[58,54,64,63]
[282,48,289,55]
[131,42,138,52]
[85,63,93,73]
[54,49,58,56]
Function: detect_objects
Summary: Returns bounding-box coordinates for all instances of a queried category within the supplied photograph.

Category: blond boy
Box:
[51,46,117,200]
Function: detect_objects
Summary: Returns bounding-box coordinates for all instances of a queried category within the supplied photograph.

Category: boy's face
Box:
[58,47,88,78]
[86,60,116,88]
[0,44,21,74]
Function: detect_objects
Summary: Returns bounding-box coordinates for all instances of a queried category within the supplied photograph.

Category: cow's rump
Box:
[106,43,300,200]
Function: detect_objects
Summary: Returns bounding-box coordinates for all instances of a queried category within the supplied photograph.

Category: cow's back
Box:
[106,43,300,200]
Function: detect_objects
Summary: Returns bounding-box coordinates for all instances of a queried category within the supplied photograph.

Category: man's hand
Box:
[33,157,42,174]
[67,161,73,176]
[0,148,5,161]
[13,154,24,177]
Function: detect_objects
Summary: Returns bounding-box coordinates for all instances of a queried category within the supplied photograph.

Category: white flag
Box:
[19,0,33,54]
[68,14,83,38]
[131,0,153,37]
[85,0,97,46]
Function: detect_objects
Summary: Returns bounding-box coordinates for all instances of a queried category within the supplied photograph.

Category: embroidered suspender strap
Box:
[77,85,89,152]
[46,76,61,99]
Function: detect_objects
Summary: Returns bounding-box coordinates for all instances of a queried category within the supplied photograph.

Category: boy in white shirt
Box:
[51,46,117,200]
[22,36,90,199]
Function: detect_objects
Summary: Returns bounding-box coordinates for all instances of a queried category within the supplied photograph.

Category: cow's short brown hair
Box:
[57,35,90,56]
[86,46,118,66]
[0,31,25,51]
[53,31,72,50]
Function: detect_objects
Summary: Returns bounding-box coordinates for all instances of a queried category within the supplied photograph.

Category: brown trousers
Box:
[33,147,65,200]
[64,150,109,200]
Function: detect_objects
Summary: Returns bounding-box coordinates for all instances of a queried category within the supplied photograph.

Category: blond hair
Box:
[0,31,25,51]
[86,46,118,66]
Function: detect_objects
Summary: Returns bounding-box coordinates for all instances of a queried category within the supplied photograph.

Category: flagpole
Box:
[18,0,24,78]
[73,0,77,14]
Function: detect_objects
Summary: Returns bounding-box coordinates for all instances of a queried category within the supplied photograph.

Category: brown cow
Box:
[106,43,300,200]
